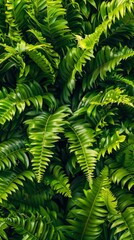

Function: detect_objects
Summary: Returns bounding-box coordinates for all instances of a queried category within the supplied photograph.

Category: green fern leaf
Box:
[65,120,98,184]
[27,49,55,83]
[112,167,134,190]
[67,167,109,240]
[45,164,71,198]
[0,139,29,170]
[98,131,126,159]
[89,46,134,86]
[0,82,45,124]
[111,207,134,240]
[26,106,69,182]
[0,170,35,203]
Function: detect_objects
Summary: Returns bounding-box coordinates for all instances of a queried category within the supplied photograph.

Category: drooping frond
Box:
[45,164,71,198]
[110,73,134,88]
[6,209,66,240]
[0,82,45,124]
[89,45,134,86]
[0,138,29,170]
[27,49,56,83]
[27,30,60,69]
[5,0,23,41]
[65,120,98,184]
[110,207,134,240]
[26,106,70,182]
[0,170,34,203]
[67,167,109,240]
[112,167,134,190]
[60,19,110,100]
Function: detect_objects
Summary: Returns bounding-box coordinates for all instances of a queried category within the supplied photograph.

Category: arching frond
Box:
[110,207,134,240]
[27,49,55,83]
[89,46,134,86]
[112,167,134,190]
[45,164,71,198]
[0,138,29,170]
[0,82,45,124]
[65,120,98,184]
[5,0,22,41]
[67,167,109,240]
[26,106,70,182]
[98,131,126,159]
[0,170,34,203]
[6,209,66,240]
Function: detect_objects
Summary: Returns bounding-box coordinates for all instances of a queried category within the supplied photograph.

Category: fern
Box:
[26,106,69,182]
[110,207,134,240]
[65,120,98,184]
[0,170,34,203]
[45,164,71,198]
[67,167,109,240]
[98,131,126,159]
[89,45,134,86]
[5,0,22,42]
[112,167,134,190]
[102,188,134,240]
[0,138,29,170]
[27,49,56,83]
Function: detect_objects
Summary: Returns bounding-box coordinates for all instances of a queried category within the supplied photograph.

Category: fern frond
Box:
[98,131,126,159]
[89,46,134,86]
[67,167,109,240]
[65,120,98,184]
[100,0,133,22]
[45,164,71,198]
[110,207,134,240]
[66,2,83,34]
[111,73,134,88]
[60,19,110,99]
[27,31,60,69]
[26,106,70,182]
[0,93,16,125]
[5,0,22,42]
[27,49,55,83]
[0,170,34,203]
[0,139,29,170]
[112,167,134,190]
[0,218,8,240]
[0,43,26,77]
[0,82,45,124]
[6,209,66,240]
[102,188,118,215]
[43,0,73,47]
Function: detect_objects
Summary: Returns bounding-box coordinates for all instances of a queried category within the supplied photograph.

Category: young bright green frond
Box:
[67,167,109,240]
[5,0,22,42]
[26,106,69,182]
[102,188,118,215]
[98,131,126,159]
[0,170,34,203]
[65,120,98,184]
[100,0,134,22]
[0,139,29,170]
[45,164,71,198]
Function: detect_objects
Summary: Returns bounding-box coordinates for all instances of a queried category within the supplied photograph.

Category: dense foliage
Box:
[0,0,134,239]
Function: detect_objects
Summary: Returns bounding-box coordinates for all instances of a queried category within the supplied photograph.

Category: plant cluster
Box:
[0,0,134,239]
